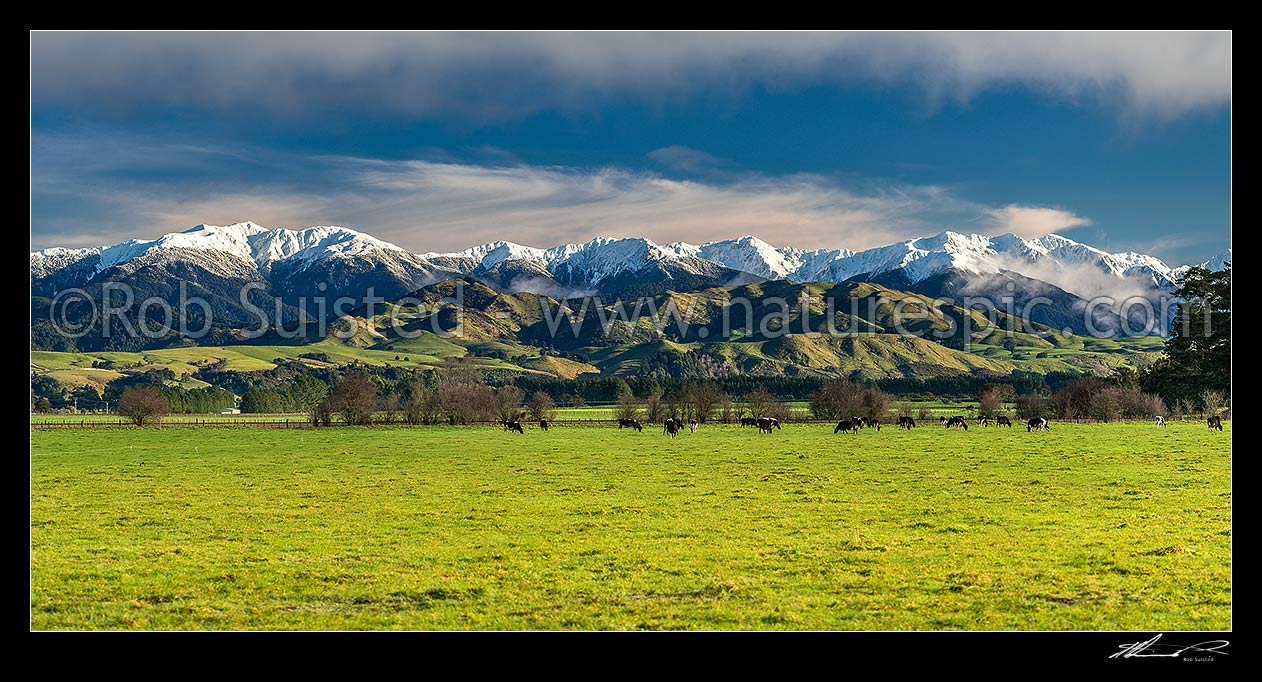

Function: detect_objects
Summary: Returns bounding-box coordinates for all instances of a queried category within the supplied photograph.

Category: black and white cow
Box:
[945,416,969,430]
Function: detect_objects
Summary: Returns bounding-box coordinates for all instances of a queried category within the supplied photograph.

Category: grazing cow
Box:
[945,416,969,430]
[1155,416,1166,428]
[740,417,759,427]
[504,421,525,434]
[664,418,681,438]
[618,418,643,432]
[978,416,991,427]
[690,419,699,434]
[995,416,1013,428]
[1207,416,1223,431]
[897,416,916,430]
[868,418,881,431]
[851,416,868,429]
[834,419,859,434]
[539,419,550,432]
[939,416,949,425]
[757,417,781,434]
[1027,417,1049,432]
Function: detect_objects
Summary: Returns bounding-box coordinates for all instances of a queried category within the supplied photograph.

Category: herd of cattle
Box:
[499,413,1225,434]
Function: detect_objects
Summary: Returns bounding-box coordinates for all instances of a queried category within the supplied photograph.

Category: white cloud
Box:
[30,31,1231,120]
[985,204,1092,238]
[30,153,1088,253]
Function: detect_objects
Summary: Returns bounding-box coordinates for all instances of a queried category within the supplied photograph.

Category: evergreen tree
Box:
[1142,264,1231,405]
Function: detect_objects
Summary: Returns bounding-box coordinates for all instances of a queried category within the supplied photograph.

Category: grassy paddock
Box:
[30,422,1230,630]
[25,401,1028,424]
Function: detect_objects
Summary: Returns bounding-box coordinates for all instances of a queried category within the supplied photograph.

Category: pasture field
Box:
[28,401,1018,424]
[30,422,1230,630]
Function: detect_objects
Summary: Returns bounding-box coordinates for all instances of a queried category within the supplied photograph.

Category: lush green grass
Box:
[30,422,1230,630]
[27,401,1011,423]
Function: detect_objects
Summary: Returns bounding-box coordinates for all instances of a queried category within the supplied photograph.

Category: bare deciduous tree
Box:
[1171,399,1190,421]
[1200,389,1227,417]
[309,398,333,426]
[1014,392,1046,419]
[644,393,664,422]
[438,382,496,424]
[809,379,862,420]
[327,372,379,426]
[494,385,525,424]
[403,379,442,425]
[615,393,641,421]
[859,387,894,423]
[742,386,772,419]
[682,381,723,423]
[977,384,1014,418]
[1089,387,1123,422]
[118,386,169,426]
[716,392,736,424]
[378,392,400,425]
[525,390,556,421]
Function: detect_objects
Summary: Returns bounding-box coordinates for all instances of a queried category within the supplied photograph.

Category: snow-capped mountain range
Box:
[30,221,1232,350]
[32,221,1229,307]
[31,222,427,279]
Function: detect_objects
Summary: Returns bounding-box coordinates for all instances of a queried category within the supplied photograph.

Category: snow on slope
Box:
[29,246,99,279]
[33,222,1226,298]
[423,240,548,271]
[429,236,716,286]
[32,221,419,279]
[1202,249,1232,272]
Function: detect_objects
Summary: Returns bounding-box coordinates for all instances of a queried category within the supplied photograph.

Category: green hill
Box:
[30,278,1164,389]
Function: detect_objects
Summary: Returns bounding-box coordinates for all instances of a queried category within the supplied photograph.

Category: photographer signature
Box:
[1110,634,1229,659]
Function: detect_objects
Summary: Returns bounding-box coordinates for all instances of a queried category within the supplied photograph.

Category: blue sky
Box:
[30,31,1231,264]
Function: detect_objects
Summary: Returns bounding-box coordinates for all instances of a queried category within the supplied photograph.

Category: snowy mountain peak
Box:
[430,240,549,270]
[183,220,269,237]
[30,222,417,277]
[1202,249,1232,271]
[685,235,805,280]
[32,223,1229,303]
